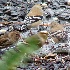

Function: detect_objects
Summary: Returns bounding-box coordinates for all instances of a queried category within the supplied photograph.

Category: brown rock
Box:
[0,31,20,48]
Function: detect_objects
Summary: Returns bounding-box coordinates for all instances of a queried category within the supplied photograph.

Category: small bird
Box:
[25,31,48,47]
[50,21,63,32]
[0,31,20,49]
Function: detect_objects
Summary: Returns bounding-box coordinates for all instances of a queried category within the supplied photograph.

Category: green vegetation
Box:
[0,35,40,70]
